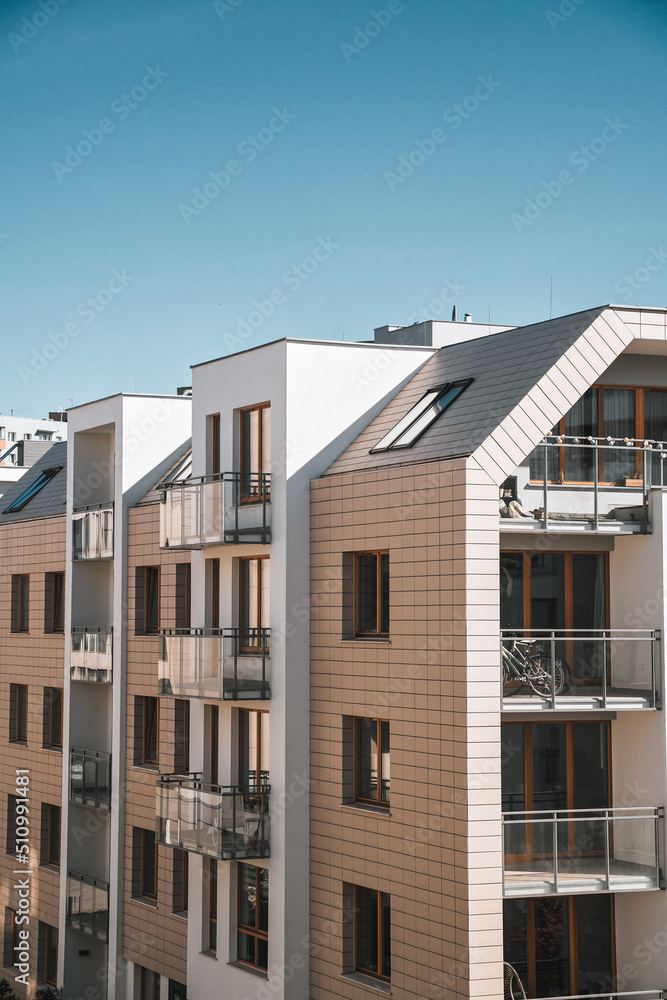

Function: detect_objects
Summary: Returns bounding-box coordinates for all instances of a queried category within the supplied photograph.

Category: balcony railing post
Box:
[602,635,608,710]
[550,631,556,710]
[604,808,611,891]
[553,812,558,893]
[655,808,661,889]
[594,439,599,531]
[234,475,240,544]
[543,441,549,530]
[653,630,660,709]
[643,448,649,534]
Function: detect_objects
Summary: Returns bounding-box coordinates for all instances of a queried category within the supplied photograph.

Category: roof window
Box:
[4,467,63,513]
[370,379,473,453]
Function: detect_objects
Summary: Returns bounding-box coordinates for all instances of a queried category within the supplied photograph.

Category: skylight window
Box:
[4,467,63,513]
[370,379,473,453]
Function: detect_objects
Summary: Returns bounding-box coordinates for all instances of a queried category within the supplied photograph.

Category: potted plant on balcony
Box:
[617,470,643,488]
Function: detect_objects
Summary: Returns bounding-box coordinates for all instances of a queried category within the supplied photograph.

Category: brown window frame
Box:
[14,575,30,633]
[208,704,219,786]
[44,922,58,986]
[144,566,160,635]
[208,413,221,477]
[239,402,271,502]
[51,572,64,633]
[238,709,269,790]
[237,863,268,971]
[140,966,160,1000]
[174,699,190,774]
[354,551,389,638]
[239,555,269,652]
[172,848,188,915]
[44,686,63,749]
[10,684,28,743]
[175,563,191,630]
[140,829,158,901]
[354,718,389,808]
[354,886,391,982]
[142,697,159,766]
[44,803,60,868]
[207,558,220,630]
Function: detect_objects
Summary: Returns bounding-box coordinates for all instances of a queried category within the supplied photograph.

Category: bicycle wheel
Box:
[526,655,567,698]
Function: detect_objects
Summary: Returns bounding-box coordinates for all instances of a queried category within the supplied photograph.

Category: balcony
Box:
[156,774,270,860]
[70,748,112,812]
[71,627,113,683]
[500,436,667,534]
[158,628,271,701]
[502,629,660,711]
[159,472,271,548]
[66,870,109,941]
[72,503,114,559]
[503,806,664,896]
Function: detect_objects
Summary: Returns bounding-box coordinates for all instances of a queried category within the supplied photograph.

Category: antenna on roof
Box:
[550,276,553,319]
[451,305,457,322]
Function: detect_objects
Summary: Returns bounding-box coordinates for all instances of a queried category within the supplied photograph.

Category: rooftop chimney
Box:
[464,313,472,323]
[451,306,457,322]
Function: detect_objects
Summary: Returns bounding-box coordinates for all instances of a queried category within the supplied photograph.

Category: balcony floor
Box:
[500,517,645,534]
[503,692,656,712]
[504,854,660,896]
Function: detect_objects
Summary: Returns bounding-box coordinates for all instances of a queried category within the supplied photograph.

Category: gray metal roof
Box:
[0,441,67,522]
[324,306,607,476]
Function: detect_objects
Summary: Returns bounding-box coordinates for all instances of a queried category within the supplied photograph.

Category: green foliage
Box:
[35,989,63,1000]
[0,980,16,1000]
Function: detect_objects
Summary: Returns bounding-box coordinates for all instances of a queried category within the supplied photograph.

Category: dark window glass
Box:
[356,887,390,980]
[174,700,190,774]
[208,859,217,954]
[140,967,160,1000]
[356,719,389,806]
[45,923,58,985]
[240,404,271,500]
[4,467,62,513]
[239,710,269,790]
[239,557,269,647]
[602,388,636,482]
[10,685,27,743]
[172,849,188,914]
[238,864,268,971]
[175,563,191,630]
[52,572,64,633]
[143,697,159,765]
[500,553,524,630]
[44,687,63,748]
[141,830,157,899]
[47,804,60,866]
[356,553,389,636]
[145,567,160,634]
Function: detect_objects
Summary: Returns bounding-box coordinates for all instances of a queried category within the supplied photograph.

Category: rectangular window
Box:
[239,709,269,789]
[43,687,63,749]
[6,796,17,855]
[39,921,58,986]
[207,704,219,786]
[11,575,29,633]
[44,572,65,633]
[370,380,472,452]
[140,966,160,1000]
[174,700,190,774]
[4,908,17,970]
[40,803,60,867]
[9,684,27,743]
[175,563,191,630]
[143,697,159,765]
[208,413,221,476]
[355,886,390,981]
[237,863,268,971]
[240,403,271,501]
[206,558,220,630]
[239,556,269,649]
[356,719,390,807]
[135,566,160,635]
[172,849,188,914]
[207,858,217,954]
[143,829,157,898]
[355,552,389,637]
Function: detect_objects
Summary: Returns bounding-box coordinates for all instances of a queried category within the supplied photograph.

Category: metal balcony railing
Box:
[158,628,270,701]
[159,472,271,548]
[70,627,113,683]
[156,774,270,860]
[72,503,114,559]
[70,748,112,812]
[501,628,660,710]
[502,806,664,896]
[501,436,667,532]
[531,993,666,1000]
[66,870,109,941]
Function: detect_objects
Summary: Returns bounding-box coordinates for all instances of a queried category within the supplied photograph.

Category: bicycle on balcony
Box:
[502,633,570,698]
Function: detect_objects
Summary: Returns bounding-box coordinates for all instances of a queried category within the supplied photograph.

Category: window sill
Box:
[341,972,391,994]
[41,745,62,753]
[8,740,27,747]
[172,909,188,920]
[131,896,157,908]
[228,961,268,980]
[39,863,60,874]
[340,637,391,644]
[132,763,160,772]
[340,802,391,817]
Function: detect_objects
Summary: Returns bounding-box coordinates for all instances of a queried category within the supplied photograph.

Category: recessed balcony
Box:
[70,627,113,683]
[156,774,270,860]
[503,806,664,896]
[72,503,114,560]
[500,436,665,533]
[70,748,112,812]
[502,629,660,711]
[159,472,271,548]
[66,870,109,941]
[158,628,271,701]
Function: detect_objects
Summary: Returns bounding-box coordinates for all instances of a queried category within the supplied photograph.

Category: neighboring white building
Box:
[0,412,68,496]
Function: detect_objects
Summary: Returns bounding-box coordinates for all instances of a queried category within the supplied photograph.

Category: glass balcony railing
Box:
[72,503,114,559]
[66,870,109,941]
[156,774,270,860]
[502,629,660,710]
[503,806,664,896]
[70,748,112,812]
[158,628,270,700]
[529,993,666,1000]
[159,473,271,548]
[71,627,113,683]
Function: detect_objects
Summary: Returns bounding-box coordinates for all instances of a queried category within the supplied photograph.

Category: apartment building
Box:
[0,413,67,498]
[3,304,667,1000]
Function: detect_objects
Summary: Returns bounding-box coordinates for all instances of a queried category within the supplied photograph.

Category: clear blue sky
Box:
[1,0,666,415]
